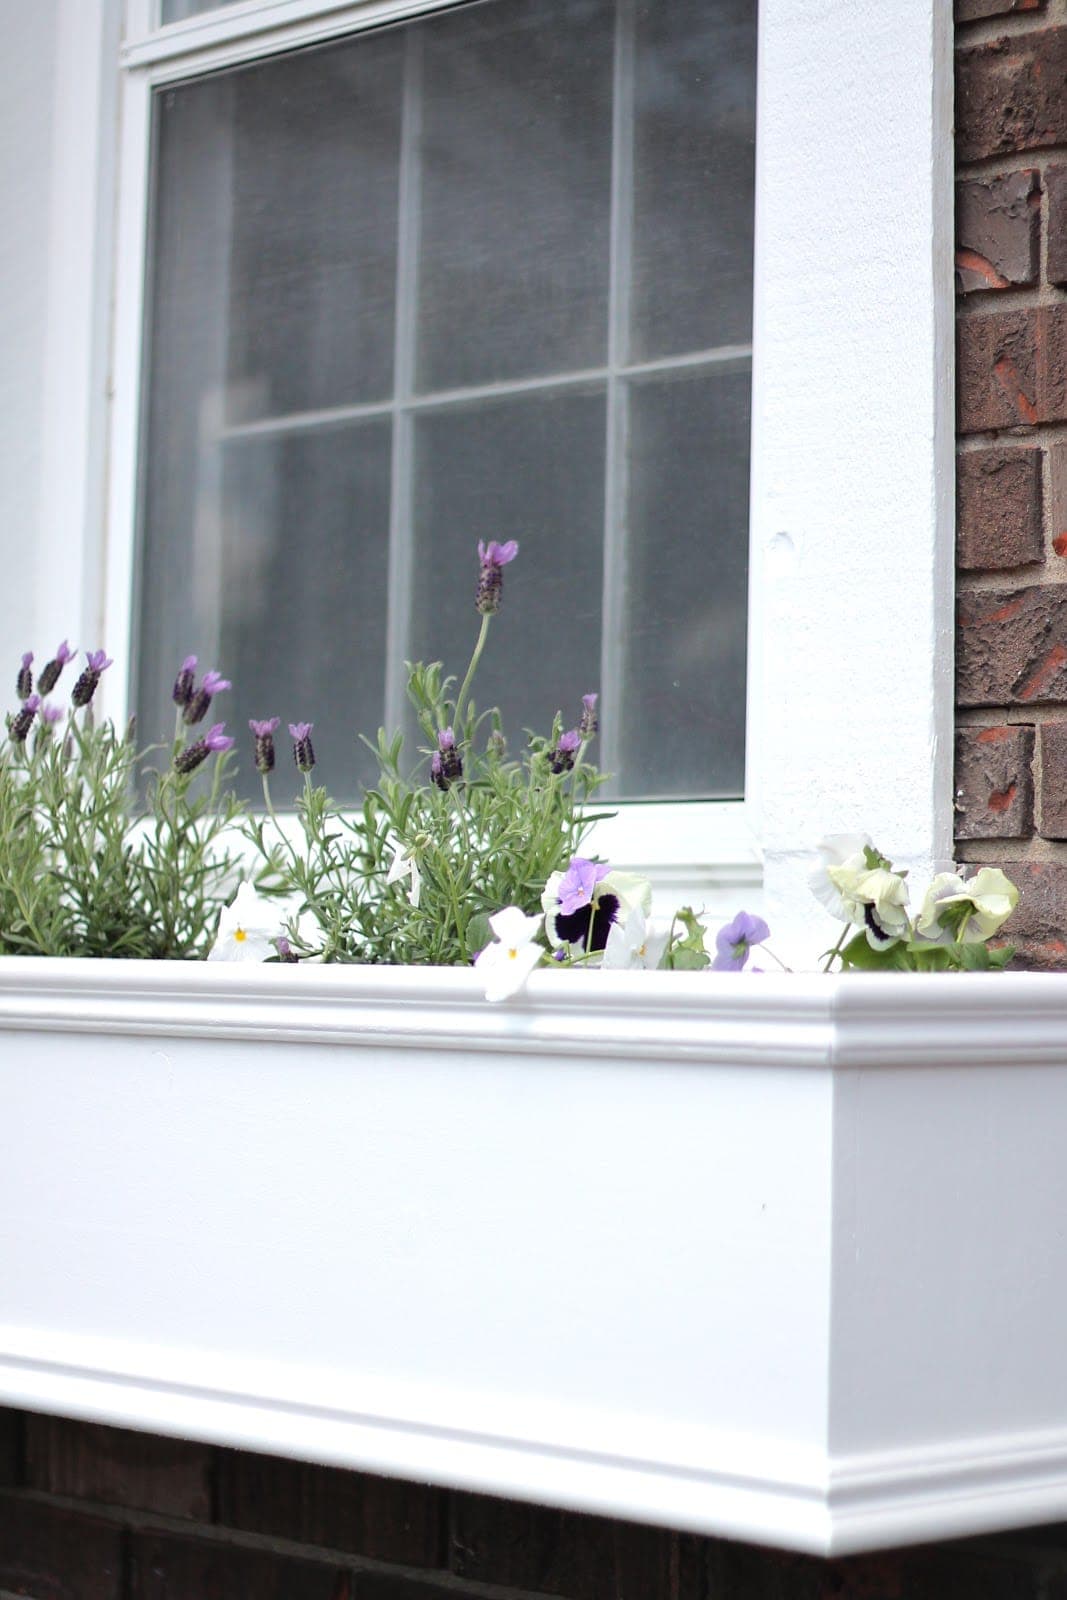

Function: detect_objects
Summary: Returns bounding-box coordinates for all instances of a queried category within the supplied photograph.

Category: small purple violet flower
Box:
[249,716,280,775]
[16,652,33,701]
[430,726,463,790]
[37,640,75,696]
[579,693,599,738]
[475,538,519,615]
[549,727,581,775]
[71,650,113,709]
[289,721,316,772]
[9,694,40,743]
[184,668,232,726]
[556,857,611,917]
[711,911,771,972]
[174,721,234,775]
[172,654,198,709]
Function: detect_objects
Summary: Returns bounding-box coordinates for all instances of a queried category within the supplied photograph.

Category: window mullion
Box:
[384,23,424,735]
[598,0,635,783]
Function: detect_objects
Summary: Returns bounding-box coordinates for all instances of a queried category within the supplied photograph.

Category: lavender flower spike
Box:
[71,649,113,709]
[184,668,232,726]
[289,721,316,772]
[40,703,65,728]
[172,654,198,709]
[37,640,75,696]
[16,652,33,701]
[249,715,280,775]
[549,727,581,775]
[431,726,463,790]
[9,694,40,743]
[475,538,519,615]
[579,692,598,738]
[174,721,234,776]
[711,911,770,972]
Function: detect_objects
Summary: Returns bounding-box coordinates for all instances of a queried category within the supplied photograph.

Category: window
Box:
[124,0,756,829]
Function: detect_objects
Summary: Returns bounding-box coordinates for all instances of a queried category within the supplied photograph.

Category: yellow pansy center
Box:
[235,926,247,943]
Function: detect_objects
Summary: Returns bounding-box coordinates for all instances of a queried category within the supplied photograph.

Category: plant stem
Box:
[452,613,492,738]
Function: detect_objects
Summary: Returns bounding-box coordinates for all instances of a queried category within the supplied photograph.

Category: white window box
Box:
[2,959,1065,1557]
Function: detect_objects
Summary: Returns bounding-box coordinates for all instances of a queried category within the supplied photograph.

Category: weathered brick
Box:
[957,447,1043,568]
[958,584,1067,705]
[1037,721,1067,837]
[956,0,1046,21]
[449,1494,677,1600]
[216,1451,444,1567]
[0,1490,123,1600]
[958,306,1067,433]
[957,28,1067,163]
[0,1411,20,1488]
[24,1415,211,1520]
[1047,165,1067,287]
[956,170,1039,292]
[1051,444,1067,558]
[956,724,1035,838]
[128,1526,348,1600]
[707,1533,1044,1600]
[979,860,1067,967]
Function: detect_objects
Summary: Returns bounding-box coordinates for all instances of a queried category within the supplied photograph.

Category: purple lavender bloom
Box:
[173,721,234,776]
[16,652,33,701]
[557,856,611,917]
[549,727,581,775]
[475,538,520,615]
[71,649,113,709]
[172,654,198,708]
[276,936,299,964]
[9,693,40,743]
[249,715,280,775]
[431,726,463,790]
[289,721,316,772]
[711,911,771,972]
[183,668,232,726]
[579,692,599,738]
[40,703,65,727]
[37,640,75,696]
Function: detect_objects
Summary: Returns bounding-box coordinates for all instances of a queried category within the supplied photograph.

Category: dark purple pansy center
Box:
[554,893,620,952]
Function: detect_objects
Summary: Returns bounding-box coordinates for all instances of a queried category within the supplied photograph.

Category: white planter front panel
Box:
[1,961,1065,1555]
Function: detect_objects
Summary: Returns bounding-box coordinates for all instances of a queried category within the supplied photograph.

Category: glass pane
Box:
[617,368,750,799]
[136,419,392,801]
[630,0,757,361]
[410,390,605,761]
[162,1,243,23]
[416,0,613,393]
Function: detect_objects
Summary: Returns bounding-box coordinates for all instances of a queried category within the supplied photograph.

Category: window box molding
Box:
[3,960,1067,1557]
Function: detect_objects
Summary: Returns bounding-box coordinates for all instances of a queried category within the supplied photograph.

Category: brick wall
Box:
[956,0,1067,964]
[4,1407,1067,1600]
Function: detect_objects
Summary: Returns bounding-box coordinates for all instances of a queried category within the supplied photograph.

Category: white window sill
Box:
[2,958,1066,1556]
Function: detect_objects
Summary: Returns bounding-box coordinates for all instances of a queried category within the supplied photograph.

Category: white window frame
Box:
[42,0,954,958]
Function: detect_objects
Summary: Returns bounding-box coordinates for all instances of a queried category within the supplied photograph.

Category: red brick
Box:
[1051,444,1067,558]
[448,1494,677,1600]
[958,306,1067,433]
[955,724,1034,838]
[956,170,1039,292]
[707,1534,1044,1599]
[0,1490,123,1600]
[957,447,1043,568]
[24,1415,211,1520]
[1048,165,1067,287]
[958,584,1067,705]
[974,860,1067,968]
[1036,721,1067,836]
[956,0,1046,20]
[128,1526,348,1600]
[957,29,1067,164]
[216,1451,444,1567]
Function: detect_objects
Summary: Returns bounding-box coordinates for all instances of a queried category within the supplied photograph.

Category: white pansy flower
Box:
[602,905,669,970]
[541,857,652,957]
[824,863,910,949]
[809,834,873,920]
[474,906,545,1001]
[386,840,421,908]
[917,867,1019,944]
[208,881,280,962]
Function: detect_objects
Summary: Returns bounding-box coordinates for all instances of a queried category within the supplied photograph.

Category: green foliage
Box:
[662,906,711,971]
[0,709,243,959]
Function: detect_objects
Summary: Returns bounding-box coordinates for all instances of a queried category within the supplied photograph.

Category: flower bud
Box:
[37,641,75,697]
[475,539,519,615]
[16,653,33,701]
[289,721,316,773]
[549,728,581,774]
[9,694,40,742]
[249,716,280,775]
[71,650,113,709]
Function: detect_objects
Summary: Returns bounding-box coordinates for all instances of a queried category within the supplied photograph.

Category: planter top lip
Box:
[0,957,1063,1068]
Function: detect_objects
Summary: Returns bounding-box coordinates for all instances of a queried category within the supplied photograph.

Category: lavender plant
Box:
[246,540,613,965]
[0,648,244,958]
